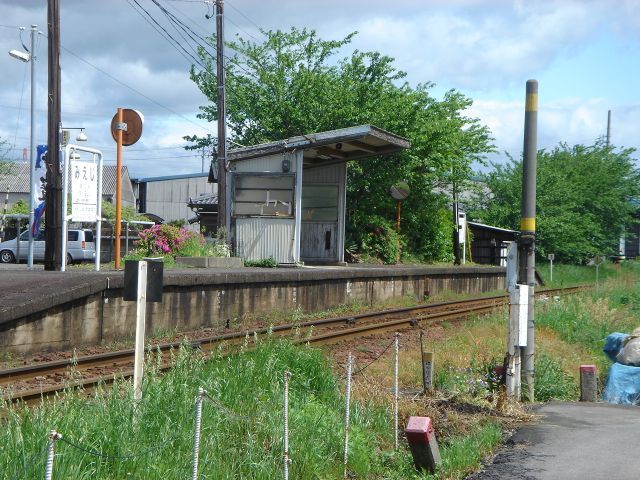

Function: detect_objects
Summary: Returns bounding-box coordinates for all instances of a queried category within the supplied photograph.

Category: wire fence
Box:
[8,332,404,479]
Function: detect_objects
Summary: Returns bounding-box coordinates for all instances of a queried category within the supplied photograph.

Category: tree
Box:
[189,28,494,262]
[470,142,640,263]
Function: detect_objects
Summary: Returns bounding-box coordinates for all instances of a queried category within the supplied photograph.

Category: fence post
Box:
[394,332,399,451]
[343,353,352,479]
[192,387,207,480]
[133,260,148,403]
[44,430,62,480]
[283,370,291,480]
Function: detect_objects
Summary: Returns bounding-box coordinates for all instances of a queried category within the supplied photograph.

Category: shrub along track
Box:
[0,287,585,406]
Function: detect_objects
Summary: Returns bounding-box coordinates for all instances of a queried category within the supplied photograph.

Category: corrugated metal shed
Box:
[228,125,410,264]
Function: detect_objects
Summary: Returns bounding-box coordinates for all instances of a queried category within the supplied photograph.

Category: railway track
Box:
[0,286,585,405]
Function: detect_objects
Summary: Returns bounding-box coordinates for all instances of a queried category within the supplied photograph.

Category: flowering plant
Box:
[135,224,202,257]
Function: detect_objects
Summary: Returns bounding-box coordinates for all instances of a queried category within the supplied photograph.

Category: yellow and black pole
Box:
[519,80,538,401]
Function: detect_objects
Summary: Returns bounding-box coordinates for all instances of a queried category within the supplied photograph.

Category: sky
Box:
[0,0,638,178]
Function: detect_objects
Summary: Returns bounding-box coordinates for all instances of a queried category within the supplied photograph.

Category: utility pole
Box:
[519,80,538,402]
[45,0,62,271]
[606,109,611,146]
[215,0,228,241]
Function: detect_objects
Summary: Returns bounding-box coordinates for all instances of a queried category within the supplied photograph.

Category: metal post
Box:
[394,332,399,451]
[549,257,553,283]
[115,107,123,269]
[125,221,130,254]
[60,145,68,271]
[45,0,62,271]
[519,80,538,402]
[606,110,611,147]
[0,188,8,241]
[192,387,206,480]
[343,353,352,479]
[95,152,103,271]
[215,0,228,241]
[44,430,61,480]
[283,370,291,480]
[133,260,148,402]
[27,24,36,269]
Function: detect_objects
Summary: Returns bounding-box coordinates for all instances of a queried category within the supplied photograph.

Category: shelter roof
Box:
[228,125,410,167]
[467,221,517,234]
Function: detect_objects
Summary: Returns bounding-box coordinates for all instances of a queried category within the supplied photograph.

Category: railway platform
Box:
[0,263,505,355]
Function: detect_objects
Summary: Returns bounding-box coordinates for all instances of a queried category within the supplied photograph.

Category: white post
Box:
[61,146,69,272]
[27,24,36,269]
[283,370,291,480]
[44,430,61,480]
[192,387,206,480]
[549,258,553,283]
[133,260,148,402]
[506,243,521,400]
[394,332,399,451]
[343,353,352,479]
[95,151,103,271]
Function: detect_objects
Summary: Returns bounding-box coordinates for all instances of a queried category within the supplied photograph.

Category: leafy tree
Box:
[189,28,494,262]
[470,142,640,263]
[9,199,28,215]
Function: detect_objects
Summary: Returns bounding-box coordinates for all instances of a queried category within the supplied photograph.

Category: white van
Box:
[0,229,96,264]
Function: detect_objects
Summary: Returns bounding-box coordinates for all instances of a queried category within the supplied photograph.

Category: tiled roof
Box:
[188,193,218,207]
[0,162,130,196]
[0,162,30,192]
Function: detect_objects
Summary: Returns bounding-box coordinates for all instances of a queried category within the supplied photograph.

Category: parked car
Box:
[0,229,96,264]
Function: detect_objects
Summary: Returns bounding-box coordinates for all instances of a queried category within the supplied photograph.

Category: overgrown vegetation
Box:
[2,341,425,479]
[189,28,494,264]
[244,257,278,268]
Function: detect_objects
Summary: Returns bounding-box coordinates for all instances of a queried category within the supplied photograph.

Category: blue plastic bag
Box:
[602,332,640,405]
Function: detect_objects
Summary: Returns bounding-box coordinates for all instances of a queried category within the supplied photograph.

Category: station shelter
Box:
[226,125,410,265]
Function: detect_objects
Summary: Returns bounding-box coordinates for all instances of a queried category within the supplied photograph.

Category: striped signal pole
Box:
[519,80,538,402]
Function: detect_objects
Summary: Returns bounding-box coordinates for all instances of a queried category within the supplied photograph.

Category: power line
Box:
[128,0,206,68]
[226,0,266,37]
[38,33,215,136]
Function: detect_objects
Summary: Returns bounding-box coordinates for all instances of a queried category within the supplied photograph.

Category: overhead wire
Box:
[128,0,206,69]
[37,32,215,136]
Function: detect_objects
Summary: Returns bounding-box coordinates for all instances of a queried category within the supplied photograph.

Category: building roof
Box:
[135,172,208,183]
[188,193,218,207]
[0,162,30,192]
[228,124,410,167]
[0,162,131,197]
[467,221,517,234]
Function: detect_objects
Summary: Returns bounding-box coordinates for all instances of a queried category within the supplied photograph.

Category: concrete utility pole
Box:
[606,109,611,147]
[519,80,538,402]
[215,0,228,241]
[45,0,63,271]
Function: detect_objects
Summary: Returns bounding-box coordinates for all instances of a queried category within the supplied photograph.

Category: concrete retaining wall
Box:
[0,266,505,354]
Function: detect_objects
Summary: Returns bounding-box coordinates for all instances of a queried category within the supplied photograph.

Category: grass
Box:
[1,340,425,479]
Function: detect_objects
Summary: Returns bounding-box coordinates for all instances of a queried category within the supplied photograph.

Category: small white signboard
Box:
[71,159,98,222]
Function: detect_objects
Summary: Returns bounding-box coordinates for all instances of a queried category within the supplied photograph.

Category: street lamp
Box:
[8,25,37,268]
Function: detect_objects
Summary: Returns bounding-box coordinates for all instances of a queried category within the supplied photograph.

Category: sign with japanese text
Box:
[71,160,98,222]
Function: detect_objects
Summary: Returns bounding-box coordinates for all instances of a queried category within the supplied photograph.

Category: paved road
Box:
[468,401,640,480]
